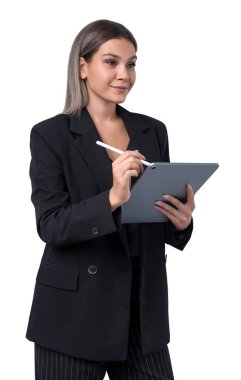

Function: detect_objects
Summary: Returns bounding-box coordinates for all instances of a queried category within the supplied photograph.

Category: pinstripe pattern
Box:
[35,257,174,380]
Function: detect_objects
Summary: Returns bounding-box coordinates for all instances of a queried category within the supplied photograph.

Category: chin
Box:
[113,95,128,104]
[117,98,126,104]
[102,94,128,104]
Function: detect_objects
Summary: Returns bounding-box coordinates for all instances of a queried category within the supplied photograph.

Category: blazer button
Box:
[92,227,99,236]
[88,265,97,274]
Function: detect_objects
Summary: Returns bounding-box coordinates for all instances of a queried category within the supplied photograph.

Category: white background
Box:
[1,0,240,379]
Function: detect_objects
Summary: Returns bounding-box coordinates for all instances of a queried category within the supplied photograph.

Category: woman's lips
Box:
[111,86,129,93]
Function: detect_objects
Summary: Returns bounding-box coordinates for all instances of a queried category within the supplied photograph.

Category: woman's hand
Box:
[109,150,145,211]
[154,184,195,230]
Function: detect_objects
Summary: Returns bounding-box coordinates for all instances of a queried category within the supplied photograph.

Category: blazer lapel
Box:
[116,104,160,165]
[69,108,113,193]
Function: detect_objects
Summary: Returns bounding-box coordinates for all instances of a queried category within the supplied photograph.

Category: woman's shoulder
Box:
[133,111,167,130]
[29,113,73,160]
[31,113,69,137]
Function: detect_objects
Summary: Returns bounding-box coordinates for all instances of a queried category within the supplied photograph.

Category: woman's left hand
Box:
[154,184,195,231]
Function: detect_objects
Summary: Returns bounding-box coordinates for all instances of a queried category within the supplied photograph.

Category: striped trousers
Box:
[35,256,175,380]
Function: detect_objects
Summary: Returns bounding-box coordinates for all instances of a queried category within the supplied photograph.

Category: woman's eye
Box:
[128,62,136,68]
[106,60,116,66]
[105,60,136,68]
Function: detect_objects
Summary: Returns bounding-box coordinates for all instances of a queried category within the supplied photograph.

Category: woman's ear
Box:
[79,57,87,79]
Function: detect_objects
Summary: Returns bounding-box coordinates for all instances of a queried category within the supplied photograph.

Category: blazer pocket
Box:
[36,261,79,291]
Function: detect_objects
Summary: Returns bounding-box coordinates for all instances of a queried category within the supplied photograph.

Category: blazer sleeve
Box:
[29,126,121,246]
[154,120,193,251]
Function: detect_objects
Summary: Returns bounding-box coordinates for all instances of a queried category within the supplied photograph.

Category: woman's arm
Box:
[29,126,122,246]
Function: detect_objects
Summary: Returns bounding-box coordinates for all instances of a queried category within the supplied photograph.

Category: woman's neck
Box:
[86,101,118,126]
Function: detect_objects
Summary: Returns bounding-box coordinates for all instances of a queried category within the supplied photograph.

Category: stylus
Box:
[96,141,153,167]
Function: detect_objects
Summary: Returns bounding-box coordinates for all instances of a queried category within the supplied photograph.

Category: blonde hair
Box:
[62,19,137,116]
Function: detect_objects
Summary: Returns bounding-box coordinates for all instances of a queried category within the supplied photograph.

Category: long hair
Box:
[62,19,137,116]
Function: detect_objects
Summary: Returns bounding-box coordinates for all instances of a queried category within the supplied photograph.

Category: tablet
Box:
[121,162,219,223]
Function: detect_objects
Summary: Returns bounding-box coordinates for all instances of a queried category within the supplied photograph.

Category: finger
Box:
[127,150,146,160]
[154,205,179,224]
[113,160,143,179]
[113,150,143,164]
[155,200,180,219]
[125,160,143,175]
[123,169,139,180]
[124,159,143,175]
[161,194,185,211]
[112,150,145,166]
[155,203,192,230]
[114,157,144,175]
[187,184,195,209]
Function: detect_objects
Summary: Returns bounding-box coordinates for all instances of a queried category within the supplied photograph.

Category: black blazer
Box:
[26,104,193,361]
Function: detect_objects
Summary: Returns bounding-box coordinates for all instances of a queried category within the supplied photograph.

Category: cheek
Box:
[96,69,113,84]
[130,73,136,87]
[87,64,107,81]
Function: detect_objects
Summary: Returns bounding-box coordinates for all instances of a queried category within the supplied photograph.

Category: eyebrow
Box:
[102,53,137,60]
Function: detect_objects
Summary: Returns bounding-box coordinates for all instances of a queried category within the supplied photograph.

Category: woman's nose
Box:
[116,65,129,80]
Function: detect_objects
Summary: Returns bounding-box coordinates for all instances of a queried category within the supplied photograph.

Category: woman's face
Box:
[80,38,137,106]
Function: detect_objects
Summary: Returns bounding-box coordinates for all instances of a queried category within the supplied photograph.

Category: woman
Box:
[26,19,195,380]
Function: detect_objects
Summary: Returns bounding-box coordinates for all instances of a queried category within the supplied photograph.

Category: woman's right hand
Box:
[109,150,145,211]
